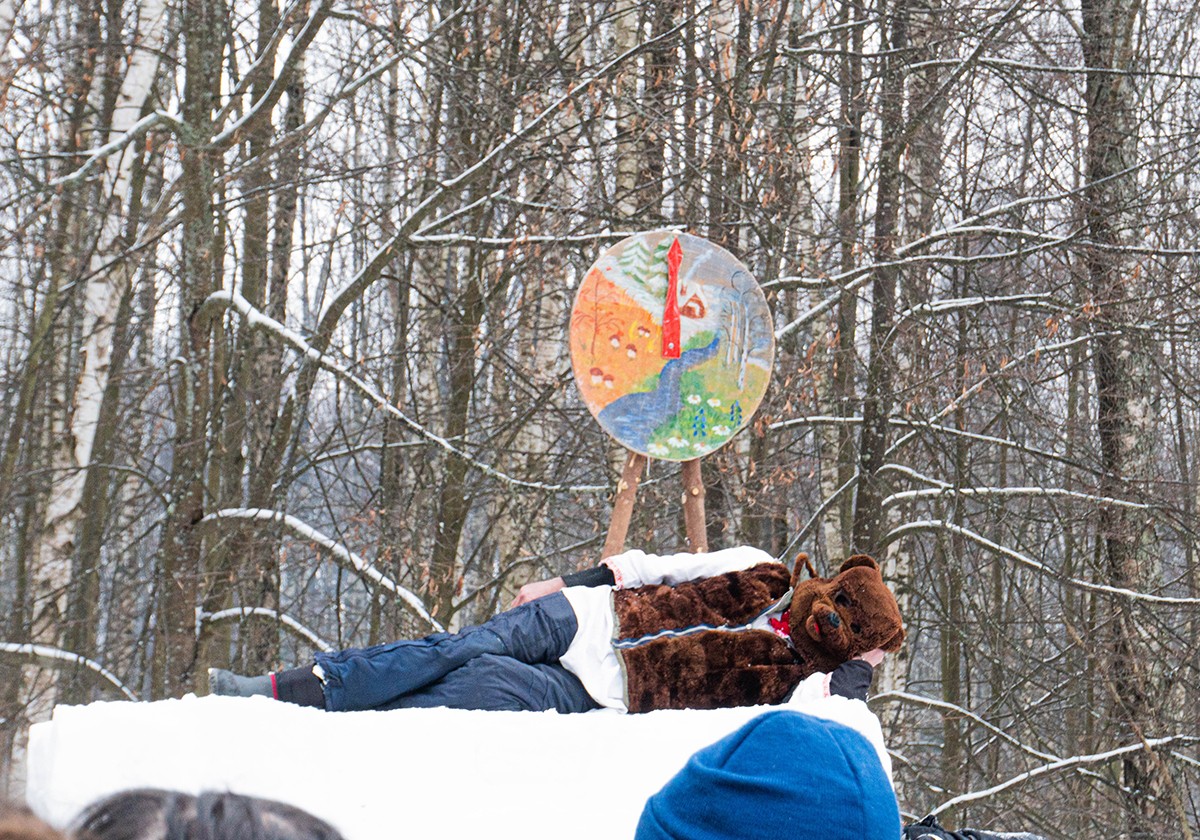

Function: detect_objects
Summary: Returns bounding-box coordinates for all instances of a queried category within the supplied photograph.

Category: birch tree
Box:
[23,0,167,733]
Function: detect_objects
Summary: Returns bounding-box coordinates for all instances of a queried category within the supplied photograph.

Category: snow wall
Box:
[26,695,806,839]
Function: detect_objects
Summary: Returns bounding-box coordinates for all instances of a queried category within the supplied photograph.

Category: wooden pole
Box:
[681,458,708,553]
[601,451,647,558]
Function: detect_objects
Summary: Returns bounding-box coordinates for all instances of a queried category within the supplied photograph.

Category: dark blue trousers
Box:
[313,592,599,714]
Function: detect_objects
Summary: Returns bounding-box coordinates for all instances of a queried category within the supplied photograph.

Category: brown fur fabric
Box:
[613,562,792,640]
[614,553,905,713]
[620,629,805,713]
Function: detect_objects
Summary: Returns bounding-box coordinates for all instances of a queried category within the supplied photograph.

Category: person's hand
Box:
[855,647,886,667]
[509,576,566,609]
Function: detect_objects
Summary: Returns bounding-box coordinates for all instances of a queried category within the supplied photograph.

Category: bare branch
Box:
[928,736,1197,817]
[203,289,609,494]
[201,507,444,632]
[199,607,334,652]
[884,520,1200,605]
[0,643,138,701]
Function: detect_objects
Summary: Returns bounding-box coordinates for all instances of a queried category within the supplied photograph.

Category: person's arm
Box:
[508,544,779,608]
[829,660,874,702]
[509,577,566,608]
[507,565,617,608]
[785,648,886,704]
[561,566,616,587]
[602,546,776,589]
[829,647,886,701]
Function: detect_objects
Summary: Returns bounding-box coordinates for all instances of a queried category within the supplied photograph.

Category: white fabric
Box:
[561,546,782,710]
[560,585,625,711]
[26,695,891,840]
[602,545,775,590]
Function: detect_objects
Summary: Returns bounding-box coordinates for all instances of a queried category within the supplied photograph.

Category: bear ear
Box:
[790,552,815,588]
[881,625,905,652]
[838,554,879,575]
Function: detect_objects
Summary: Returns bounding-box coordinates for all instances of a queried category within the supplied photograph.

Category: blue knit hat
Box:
[635,710,901,840]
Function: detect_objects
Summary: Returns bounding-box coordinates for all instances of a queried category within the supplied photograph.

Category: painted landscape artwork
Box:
[570,230,775,461]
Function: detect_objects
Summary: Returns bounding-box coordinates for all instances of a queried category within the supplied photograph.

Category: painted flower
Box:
[707,398,721,407]
[686,394,702,405]
[712,425,731,436]
[647,443,669,456]
[668,437,688,448]
[692,441,707,450]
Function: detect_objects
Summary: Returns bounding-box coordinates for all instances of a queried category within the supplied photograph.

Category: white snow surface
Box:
[26,692,890,839]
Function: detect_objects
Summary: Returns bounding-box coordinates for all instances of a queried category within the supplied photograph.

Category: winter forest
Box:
[0,0,1198,835]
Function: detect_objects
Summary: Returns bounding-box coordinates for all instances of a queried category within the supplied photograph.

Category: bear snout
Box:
[805,605,844,641]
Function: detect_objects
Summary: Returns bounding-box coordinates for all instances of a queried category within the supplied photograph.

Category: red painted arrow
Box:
[662,238,682,359]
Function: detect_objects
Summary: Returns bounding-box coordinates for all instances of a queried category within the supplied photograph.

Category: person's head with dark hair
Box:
[71,790,343,840]
[0,804,68,840]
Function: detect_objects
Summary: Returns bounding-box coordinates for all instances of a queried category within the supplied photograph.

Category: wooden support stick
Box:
[681,458,708,553]
[601,451,647,559]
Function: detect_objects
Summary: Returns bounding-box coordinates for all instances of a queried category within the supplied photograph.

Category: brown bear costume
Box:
[615,555,905,712]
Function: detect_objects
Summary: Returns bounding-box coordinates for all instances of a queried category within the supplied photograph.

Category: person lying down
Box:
[210,545,904,717]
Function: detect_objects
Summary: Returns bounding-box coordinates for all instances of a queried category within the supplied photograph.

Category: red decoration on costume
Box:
[769,609,791,639]
[662,238,682,358]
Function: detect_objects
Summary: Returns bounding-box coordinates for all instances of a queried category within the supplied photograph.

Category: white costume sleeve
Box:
[601,545,777,590]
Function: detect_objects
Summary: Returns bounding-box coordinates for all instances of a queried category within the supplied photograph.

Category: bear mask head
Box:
[787,554,904,673]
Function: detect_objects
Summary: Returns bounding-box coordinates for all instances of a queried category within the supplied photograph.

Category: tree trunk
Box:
[853,0,907,554]
[156,0,224,698]
[1081,0,1173,832]
[26,0,166,716]
[822,0,865,561]
[210,0,284,677]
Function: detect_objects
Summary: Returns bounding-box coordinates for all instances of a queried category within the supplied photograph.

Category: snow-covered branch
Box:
[313,14,695,337]
[772,234,1078,339]
[47,111,178,190]
[900,333,1111,433]
[883,486,1150,510]
[199,607,334,652]
[873,690,1061,763]
[767,243,1073,296]
[884,520,1200,605]
[770,331,1106,494]
[210,0,333,148]
[0,643,138,701]
[877,464,953,489]
[910,55,1200,82]
[302,440,429,468]
[770,142,1200,342]
[406,229,649,248]
[209,0,305,126]
[775,474,857,563]
[928,736,1197,817]
[770,415,1077,474]
[895,292,1058,321]
[201,507,444,632]
[885,422,1084,471]
[204,289,609,493]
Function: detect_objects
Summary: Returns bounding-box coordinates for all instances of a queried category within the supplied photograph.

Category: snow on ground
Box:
[26,695,815,839]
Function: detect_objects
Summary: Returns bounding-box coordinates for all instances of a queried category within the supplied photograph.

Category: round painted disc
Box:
[569,230,775,461]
